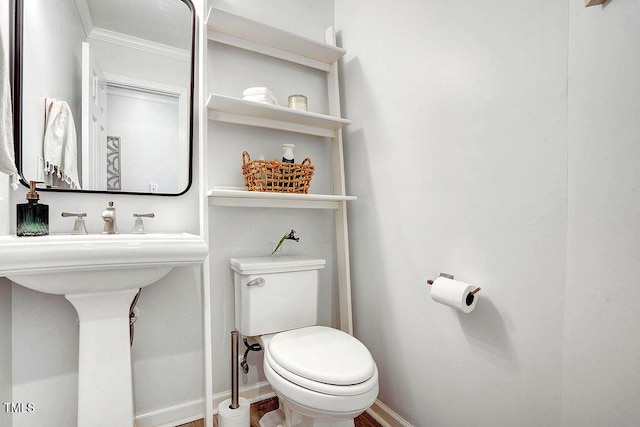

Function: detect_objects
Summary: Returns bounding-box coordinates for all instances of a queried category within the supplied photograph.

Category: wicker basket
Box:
[242,151,314,194]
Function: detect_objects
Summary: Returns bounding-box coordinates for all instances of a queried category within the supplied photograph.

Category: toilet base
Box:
[259,408,286,427]
[259,401,355,427]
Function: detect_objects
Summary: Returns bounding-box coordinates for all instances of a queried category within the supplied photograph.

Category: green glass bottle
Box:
[16,181,49,237]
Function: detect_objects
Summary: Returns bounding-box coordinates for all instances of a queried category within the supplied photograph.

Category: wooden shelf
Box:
[206,7,346,72]
[208,186,356,209]
[206,94,351,138]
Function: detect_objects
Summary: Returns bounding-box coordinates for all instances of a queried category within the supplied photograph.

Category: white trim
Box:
[88,26,190,61]
[133,386,412,427]
[367,400,415,427]
[133,382,275,427]
[198,0,213,424]
[212,381,276,409]
[134,399,203,427]
[325,27,354,335]
[73,0,94,37]
[102,73,187,98]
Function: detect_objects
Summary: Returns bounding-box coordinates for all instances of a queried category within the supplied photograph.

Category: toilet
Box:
[230,256,379,427]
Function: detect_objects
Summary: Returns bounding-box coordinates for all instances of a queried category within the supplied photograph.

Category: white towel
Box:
[243,94,279,106]
[43,98,81,189]
[0,27,19,190]
[242,86,276,98]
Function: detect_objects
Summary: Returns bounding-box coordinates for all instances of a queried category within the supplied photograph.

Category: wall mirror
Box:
[13,0,195,195]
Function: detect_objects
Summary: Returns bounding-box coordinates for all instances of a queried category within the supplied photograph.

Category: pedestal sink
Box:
[0,233,208,427]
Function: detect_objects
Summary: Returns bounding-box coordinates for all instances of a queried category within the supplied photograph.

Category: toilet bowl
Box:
[259,326,379,427]
[230,256,379,427]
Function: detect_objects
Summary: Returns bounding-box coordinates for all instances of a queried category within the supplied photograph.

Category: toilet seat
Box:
[264,326,378,396]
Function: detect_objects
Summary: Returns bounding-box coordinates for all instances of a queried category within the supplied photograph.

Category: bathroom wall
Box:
[337,0,640,426]
[4,0,337,424]
[89,38,190,89]
[106,87,181,193]
[5,1,638,426]
[0,178,8,235]
[336,0,569,426]
[1,6,13,427]
[4,0,206,425]
[562,1,640,425]
[20,0,85,185]
[0,278,11,427]
[206,0,338,397]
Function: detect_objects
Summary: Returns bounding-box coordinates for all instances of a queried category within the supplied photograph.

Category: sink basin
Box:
[0,233,208,427]
[0,233,208,293]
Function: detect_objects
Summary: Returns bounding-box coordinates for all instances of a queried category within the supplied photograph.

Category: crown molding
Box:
[88,26,190,61]
[73,0,94,37]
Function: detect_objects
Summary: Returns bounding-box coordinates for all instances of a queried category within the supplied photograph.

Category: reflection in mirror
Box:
[14,0,194,195]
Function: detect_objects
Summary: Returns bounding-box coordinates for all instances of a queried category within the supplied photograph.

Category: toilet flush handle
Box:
[247,277,265,287]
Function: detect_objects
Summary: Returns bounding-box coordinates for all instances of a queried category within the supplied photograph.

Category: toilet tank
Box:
[230,256,326,337]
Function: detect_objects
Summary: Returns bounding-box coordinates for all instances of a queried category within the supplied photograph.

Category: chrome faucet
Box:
[102,201,118,234]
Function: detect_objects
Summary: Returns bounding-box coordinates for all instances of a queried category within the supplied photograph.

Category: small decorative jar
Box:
[288,94,307,111]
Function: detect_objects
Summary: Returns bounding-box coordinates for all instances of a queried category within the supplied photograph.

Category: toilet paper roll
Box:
[430,277,479,313]
[218,397,250,427]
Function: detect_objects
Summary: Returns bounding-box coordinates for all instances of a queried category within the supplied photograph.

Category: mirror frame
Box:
[12,0,196,196]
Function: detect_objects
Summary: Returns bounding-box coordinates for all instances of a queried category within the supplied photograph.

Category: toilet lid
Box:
[267,326,375,386]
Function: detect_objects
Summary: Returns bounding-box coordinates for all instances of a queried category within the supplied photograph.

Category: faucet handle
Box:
[132,213,155,234]
[61,212,88,235]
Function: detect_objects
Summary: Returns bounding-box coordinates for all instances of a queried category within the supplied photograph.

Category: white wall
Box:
[106,87,180,193]
[336,0,640,426]
[207,0,337,397]
[0,279,11,427]
[20,0,84,184]
[5,1,205,426]
[6,0,639,425]
[562,1,640,425]
[90,36,190,90]
[1,6,13,426]
[336,0,568,426]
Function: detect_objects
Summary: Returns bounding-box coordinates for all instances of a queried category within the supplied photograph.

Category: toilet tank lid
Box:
[230,256,326,275]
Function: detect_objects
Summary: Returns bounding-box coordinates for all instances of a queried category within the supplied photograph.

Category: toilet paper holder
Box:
[427,273,481,295]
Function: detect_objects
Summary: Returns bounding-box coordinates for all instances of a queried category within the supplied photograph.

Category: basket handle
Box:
[301,158,312,165]
[242,151,251,165]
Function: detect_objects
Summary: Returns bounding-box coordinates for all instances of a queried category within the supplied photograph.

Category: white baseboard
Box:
[135,398,203,427]
[134,381,275,427]
[135,384,412,427]
[367,399,414,427]
[212,381,276,409]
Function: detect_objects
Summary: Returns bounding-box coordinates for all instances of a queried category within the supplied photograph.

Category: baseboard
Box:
[134,381,275,427]
[135,398,203,427]
[134,384,412,427]
[367,399,414,427]
[212,381,276,409]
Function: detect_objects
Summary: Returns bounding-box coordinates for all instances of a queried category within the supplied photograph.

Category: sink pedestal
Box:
[66,289,140,427]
